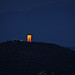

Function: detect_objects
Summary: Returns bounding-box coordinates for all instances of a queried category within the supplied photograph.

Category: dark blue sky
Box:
[0,0,75,47]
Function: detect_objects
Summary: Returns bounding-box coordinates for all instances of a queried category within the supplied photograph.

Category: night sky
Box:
[0,0,75,47]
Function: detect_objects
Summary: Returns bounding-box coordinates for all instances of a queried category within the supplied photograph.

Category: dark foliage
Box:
[0,40,75,75]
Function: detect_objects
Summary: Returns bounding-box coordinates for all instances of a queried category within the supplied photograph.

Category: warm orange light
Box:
[27,35,32,42]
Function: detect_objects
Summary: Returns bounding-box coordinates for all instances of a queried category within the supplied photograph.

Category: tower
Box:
[27,35,32,42]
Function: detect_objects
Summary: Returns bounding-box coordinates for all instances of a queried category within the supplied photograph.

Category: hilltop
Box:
[0,40,75,75]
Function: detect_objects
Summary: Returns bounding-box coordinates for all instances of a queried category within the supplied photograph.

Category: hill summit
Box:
[0,40,75,75]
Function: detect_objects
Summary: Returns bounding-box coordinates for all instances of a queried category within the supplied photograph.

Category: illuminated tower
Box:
[27,35,32,42]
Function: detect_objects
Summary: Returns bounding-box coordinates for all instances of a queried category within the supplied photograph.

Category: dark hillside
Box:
[0,40,75,75]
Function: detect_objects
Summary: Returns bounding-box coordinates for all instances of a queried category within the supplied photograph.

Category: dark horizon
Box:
[0,39,75,75]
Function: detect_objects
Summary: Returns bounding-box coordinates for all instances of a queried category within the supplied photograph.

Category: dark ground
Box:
[0,40,75,75]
